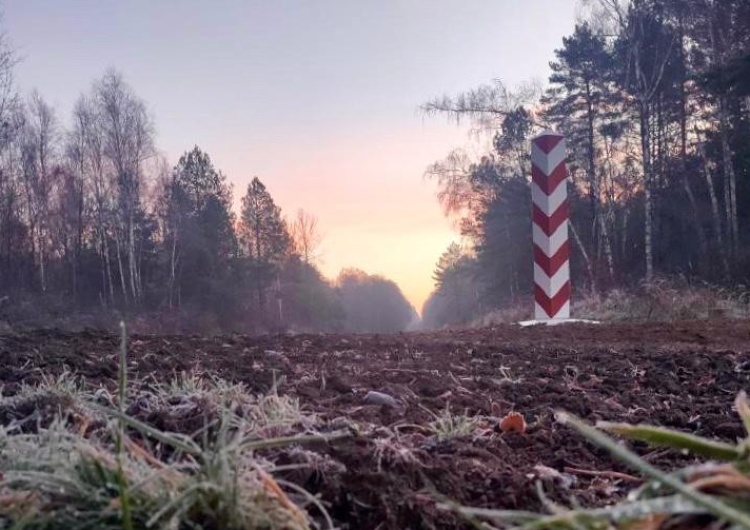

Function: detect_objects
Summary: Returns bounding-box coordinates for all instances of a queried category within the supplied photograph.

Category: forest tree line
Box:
[0,36,415,332]
[423,0,750,328]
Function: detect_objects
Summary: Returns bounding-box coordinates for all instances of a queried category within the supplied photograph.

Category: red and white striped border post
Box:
[531,131,570,320]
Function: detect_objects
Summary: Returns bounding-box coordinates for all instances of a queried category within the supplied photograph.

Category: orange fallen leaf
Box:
[499,411,526,434]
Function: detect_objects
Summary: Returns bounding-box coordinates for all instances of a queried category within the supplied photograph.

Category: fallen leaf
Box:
[499,411,526,434]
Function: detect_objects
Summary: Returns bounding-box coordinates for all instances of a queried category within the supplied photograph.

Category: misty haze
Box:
[0,0,749,528]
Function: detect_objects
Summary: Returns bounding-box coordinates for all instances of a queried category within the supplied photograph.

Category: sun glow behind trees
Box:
[0,62,418,332]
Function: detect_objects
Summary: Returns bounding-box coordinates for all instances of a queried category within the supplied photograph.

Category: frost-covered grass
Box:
[472,279,750,325]
[573,279,750,322]
[424,405,481,440]
[0,328,347,530]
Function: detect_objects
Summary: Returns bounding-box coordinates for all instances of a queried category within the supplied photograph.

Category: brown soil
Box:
[1,319,750,529]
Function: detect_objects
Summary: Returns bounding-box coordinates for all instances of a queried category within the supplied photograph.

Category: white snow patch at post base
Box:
[517,318,600,327]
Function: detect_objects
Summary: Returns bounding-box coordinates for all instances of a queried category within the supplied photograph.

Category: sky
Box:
[4,0,578,313]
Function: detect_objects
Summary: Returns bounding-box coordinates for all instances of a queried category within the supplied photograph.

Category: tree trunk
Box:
[254,216,266,317]
[697,137,730,278]
[585,82,614,284]
[504,211,515,299]
[115,232,129,304]
[681,176,708,262]
[71,243,77,299]
[100,220,116,305]
[718,97,738,256]
[639,101,654,281]
[38,238,45,293]
[168,227,179,309]
[127,212,139,302]
[99,247,107,307]
[74,181,84,299]
[570,219,594,290]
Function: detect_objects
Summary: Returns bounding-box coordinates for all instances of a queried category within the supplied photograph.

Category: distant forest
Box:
[0,42,416,332]
[422,0,750,328]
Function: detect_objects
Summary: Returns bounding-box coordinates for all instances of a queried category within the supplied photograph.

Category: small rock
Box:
[363,391,399,408]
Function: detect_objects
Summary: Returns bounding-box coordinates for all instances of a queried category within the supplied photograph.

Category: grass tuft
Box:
[423,405,480,440]
[0,325,349,529]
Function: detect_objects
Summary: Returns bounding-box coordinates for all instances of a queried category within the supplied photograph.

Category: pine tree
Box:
[544,23,618,282]
[165,146,237,312]
[239,177,291,319]
[428,243,481,326]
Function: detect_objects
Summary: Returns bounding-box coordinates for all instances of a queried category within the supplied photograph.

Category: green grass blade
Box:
[558,412,750,530]
[117,321,133,530]
[597,421,741,461]
[118,321,128,415]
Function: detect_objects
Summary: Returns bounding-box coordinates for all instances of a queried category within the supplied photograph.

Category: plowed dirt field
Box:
[1,320,749,529]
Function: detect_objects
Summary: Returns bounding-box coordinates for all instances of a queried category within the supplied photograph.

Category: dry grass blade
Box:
[687,465,750,495]
[563,466,642,483]
[256,466,309,528]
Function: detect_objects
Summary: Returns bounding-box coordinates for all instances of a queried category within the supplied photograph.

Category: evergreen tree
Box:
[239,177,291,320]
[423,243,481,328]
[543,23,618,282]
[164,146,237,314]
[336,269,416,333]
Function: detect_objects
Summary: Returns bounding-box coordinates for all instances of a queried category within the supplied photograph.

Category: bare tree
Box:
[596,0,676,281]
[71,95,117,304]
[0,19,23,294]
[94,70,154,303]
[19,90,59,292]
[290,209,323,265]
[0,27,19,153]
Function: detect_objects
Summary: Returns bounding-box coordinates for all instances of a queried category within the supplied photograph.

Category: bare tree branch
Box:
[421,79,544,131]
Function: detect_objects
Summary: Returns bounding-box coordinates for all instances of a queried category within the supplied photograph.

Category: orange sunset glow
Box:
[215,122,475,312]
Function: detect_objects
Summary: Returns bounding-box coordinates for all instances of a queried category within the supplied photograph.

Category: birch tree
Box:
[93,70,154,303]
[19,91,59,292]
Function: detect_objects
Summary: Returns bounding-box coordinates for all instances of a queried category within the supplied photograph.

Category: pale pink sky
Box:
[5,0,578,312]
[222,121,474,311]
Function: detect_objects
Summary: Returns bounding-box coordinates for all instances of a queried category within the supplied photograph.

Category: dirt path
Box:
[1,320,749,529]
